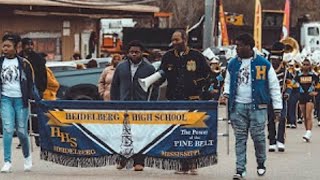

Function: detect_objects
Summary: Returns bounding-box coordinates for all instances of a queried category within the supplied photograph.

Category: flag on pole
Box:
[219,0,229,46]
[254,0,262,51]
[281,0,290,39]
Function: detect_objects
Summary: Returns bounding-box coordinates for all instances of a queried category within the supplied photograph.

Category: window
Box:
[307,27,320,36]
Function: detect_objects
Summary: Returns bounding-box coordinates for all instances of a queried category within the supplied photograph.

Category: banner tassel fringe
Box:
[145,155,218,170]
[40,150,119,168]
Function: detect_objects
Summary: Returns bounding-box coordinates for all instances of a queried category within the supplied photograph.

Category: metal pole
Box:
[203,0,217,49]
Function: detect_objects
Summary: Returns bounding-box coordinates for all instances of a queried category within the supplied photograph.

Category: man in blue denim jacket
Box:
[223,34,282,180]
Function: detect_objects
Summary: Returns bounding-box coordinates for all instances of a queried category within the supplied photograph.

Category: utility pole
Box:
[203,0,217,49]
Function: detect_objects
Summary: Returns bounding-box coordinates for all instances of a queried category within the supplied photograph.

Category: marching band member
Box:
[310,51,320,126]
[286,56,301,128]
[206,57,224,101]
[267,42,293,152]
[292,58,320,142]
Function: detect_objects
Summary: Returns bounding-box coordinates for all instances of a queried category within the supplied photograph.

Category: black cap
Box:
[270,42,285,57]
[21,38,33,46]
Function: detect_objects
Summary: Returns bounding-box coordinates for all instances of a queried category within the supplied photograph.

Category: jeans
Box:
[1,95,30,163]
[268,100,287,144]
[230,103,267,172]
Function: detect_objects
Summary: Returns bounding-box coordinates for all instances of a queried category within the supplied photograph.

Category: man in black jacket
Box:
[20,38,47,97]
[160,30,211,101]
[159,30,211,175]
[110,40,158,171]
[19,38,47,147]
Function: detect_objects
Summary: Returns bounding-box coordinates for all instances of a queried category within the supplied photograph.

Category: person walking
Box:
[0,34,40,173]
[223,34,282,179]
[287,59,301,128]
[158,29,211,175]
[267,42,293,152]
[110,40,158,171]
[98,54,121,101]
[293,58,320,142]
[19,38,47,147]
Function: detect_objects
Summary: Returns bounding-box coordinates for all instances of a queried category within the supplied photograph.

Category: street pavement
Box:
[0,105,319,180]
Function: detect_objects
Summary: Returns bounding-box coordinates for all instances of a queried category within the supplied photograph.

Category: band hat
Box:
[202,48,216,60]
[210,58,220,64]
[270,42,285,57]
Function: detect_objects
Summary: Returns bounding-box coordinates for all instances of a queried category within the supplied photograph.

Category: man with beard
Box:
[19,38,47,147]
[19,38,47,97]
[158,30,211,175]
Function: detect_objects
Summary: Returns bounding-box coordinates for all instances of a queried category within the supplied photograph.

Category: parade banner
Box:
[281,0,290,39]
[254,0,262,51]
[37,100,218,169]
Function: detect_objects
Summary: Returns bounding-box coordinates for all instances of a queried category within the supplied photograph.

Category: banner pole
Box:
[28,100,34,152]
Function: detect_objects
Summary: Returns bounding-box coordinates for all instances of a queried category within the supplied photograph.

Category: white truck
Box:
[300,22,320,52]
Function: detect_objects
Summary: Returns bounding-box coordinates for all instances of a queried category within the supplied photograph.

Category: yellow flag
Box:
[219,0,229,46]
[254,0,262,51]
[281,0,290,39]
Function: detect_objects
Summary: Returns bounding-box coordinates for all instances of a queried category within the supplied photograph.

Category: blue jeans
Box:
[230,103,267,172]
[1,95,30,163]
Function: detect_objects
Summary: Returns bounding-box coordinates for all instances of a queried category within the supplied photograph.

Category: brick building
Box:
[0,0,159,60]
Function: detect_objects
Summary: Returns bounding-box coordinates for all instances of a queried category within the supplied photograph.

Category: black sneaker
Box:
[257,164,266,176]
[233,170,245,180]
[297,118,303,124]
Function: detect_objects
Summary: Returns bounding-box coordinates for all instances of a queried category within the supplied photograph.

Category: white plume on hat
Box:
[293,53,303,63]
[202,48,217,60]
[310,50,320,65]
[283,53,294,62]
[225,47,237,60]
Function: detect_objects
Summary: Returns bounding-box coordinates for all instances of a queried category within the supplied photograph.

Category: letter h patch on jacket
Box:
[255,66,266,80]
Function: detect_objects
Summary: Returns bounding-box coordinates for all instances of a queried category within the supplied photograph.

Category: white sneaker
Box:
[318,121,320,127]
[277,141,285,152]
[24,156,32,172]
[1,162,12,173]
[303,131,312,142]
[268,144,277,152]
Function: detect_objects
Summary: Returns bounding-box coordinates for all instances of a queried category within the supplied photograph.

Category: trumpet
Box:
[210,63,221,73]
[313,65,320,74]
[294,62,301,71]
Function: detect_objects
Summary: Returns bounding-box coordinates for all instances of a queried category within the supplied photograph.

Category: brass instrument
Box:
[214,65,221,73]
[313,65,320,74]
[280,37,300,55]
[210,61,222,73]
[294,62,301,71]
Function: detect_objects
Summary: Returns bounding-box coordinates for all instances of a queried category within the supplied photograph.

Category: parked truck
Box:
[300,22,320,52]
[46,58,111,100]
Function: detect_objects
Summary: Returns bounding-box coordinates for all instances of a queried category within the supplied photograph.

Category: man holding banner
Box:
[223,34,282,179]
[159,29,211,174]
[110,40,158,171]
